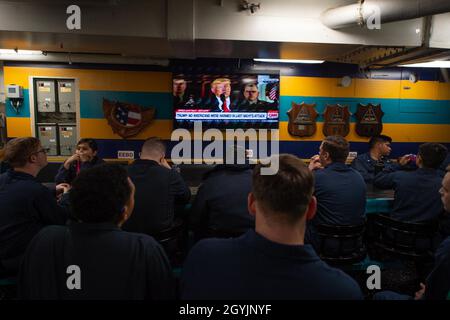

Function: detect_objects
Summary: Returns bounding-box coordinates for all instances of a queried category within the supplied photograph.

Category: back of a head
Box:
[141,137,166,159]
[369,135,392,150]
[3,137,41,168]
[322,135,349,163]
[252,154,314,223]
[418,143,448,169]
[70,164,131,224]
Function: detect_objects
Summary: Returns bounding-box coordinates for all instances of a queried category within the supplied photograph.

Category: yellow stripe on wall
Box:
[281,76,402,99]
[400,80,439,100]
[281,76,450,101]
[3,67,171,92]
[437,82,450,100]
[381,123,450,143]
[354,79,400,99]
[6,117,32,137]
[279,122,450,143]
[281,76,334,97]
[80,119,174,140]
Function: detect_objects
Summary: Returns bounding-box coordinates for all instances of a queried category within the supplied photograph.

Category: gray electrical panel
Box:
[34,78,78,156]
[36,80,56,112]
[37,124,57,155]
[58,80,75,113]
[59,124,77,156]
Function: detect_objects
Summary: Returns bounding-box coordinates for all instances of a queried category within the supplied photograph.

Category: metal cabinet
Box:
[36,80,56,112]
[37,124,57,156]
[34,78,78,156]
[58,80,76,113]
[59,124,77,156]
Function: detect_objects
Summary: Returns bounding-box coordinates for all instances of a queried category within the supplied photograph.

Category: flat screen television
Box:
[173,73,279,129]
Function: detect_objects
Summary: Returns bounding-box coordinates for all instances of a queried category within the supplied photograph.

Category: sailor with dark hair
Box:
[55,138,105,185]
[351,135,408,184]
[182,154,363,300]
[306,136,366,253]
[374,165,450,300]
[374,142,448,222]
[19,164,175,299]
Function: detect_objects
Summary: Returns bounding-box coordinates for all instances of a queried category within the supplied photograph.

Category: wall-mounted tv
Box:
[173,73,279,129]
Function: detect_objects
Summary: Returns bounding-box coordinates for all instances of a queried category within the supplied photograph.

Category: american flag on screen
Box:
[115,104,142,127]
[267,83,278,101]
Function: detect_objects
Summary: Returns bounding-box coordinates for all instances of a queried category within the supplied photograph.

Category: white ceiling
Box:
[0,0,448,66]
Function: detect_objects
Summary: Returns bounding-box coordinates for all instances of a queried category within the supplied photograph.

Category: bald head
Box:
[140,137,166,160]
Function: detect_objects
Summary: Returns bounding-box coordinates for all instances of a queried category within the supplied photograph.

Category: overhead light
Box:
[400,60,450,68]
[0,49,43,55]
[254,58,324,64]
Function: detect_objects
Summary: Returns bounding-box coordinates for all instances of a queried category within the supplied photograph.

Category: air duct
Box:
[321,0,450,29]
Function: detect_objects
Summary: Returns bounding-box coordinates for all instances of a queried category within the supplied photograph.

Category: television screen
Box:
[173,73,279,129]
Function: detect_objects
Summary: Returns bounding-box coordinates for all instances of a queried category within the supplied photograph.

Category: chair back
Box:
[370,214,438,261]
[152,219,186,267]
[315,223,367,265]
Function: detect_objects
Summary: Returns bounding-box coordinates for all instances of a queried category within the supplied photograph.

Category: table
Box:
[189,185,394,215]
[366,188,394,215]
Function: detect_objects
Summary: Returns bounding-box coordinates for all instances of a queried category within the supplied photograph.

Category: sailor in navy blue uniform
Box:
[374,143,447,222]
[306,136,366,254]
[55,138,104,185]
[181,154,363,300]
[374,168,450,300]
[0,137,70,275]
[351,135,410,184]
[19,164,174,299]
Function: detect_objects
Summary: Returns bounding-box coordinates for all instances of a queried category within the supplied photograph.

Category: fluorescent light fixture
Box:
[254,58,324,64]
[400,60,450,68]
[0,49,43,55]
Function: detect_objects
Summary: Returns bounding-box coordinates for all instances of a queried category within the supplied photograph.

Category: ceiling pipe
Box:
[321,0,450,29]
[0,52,169,66]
